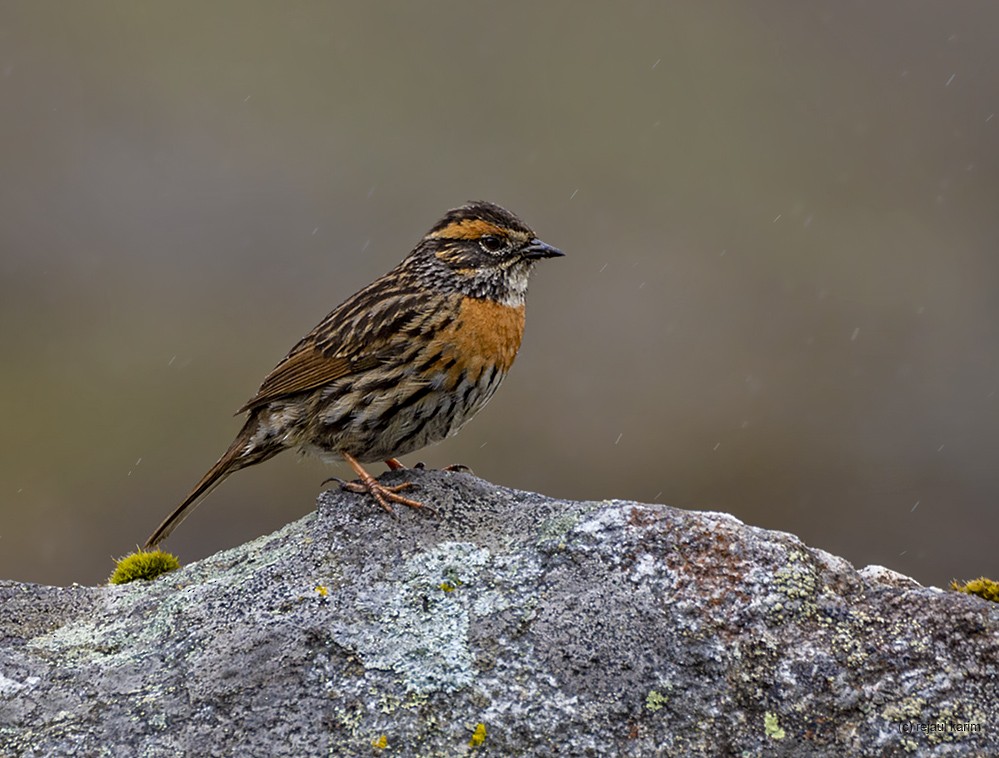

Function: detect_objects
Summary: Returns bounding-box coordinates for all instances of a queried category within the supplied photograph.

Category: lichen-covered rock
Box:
[1,469,996,756]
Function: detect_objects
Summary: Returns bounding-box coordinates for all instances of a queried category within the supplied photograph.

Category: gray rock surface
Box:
[1,469,996,757]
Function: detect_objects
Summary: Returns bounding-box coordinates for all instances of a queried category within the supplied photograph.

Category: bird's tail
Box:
[143,415,275,550]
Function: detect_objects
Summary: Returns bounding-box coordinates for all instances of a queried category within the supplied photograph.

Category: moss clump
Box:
[109,549,180,584]
[468,722,487,747]
[951,577,999,603]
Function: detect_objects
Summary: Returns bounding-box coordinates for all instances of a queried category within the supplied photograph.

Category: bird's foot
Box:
[339,478,430,514]
[337,452,437,516]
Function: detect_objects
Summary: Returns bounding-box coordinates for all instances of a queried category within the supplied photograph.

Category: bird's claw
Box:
[341,478,437,517]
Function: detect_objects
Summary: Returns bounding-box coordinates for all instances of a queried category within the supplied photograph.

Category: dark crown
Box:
[428,201,534,239]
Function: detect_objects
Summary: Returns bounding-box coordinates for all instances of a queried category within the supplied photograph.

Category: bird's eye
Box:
[479,235,506,253]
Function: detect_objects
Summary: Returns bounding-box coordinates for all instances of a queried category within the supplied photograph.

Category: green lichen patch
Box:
[764,711,786,740]
[769,550,819,622]
[108,550,180,584]
[951,577,999,603]
[645,689,669,712]
[536,511,581,544]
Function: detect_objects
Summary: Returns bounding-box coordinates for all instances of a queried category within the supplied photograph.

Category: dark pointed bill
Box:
[523,238,564,260]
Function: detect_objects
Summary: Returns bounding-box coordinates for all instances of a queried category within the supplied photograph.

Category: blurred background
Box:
[1,3,997,587]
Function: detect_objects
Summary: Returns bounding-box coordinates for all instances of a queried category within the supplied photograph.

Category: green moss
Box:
[764,712,786,740]
[108,550,180,584]
[951,577,999,603]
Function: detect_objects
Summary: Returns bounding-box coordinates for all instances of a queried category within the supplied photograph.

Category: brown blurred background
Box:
[1,3,997,587]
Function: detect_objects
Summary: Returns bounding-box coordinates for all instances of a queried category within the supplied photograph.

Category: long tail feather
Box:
[144,417,270,549]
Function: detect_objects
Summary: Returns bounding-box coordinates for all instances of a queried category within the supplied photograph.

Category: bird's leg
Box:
[384,458,406,470]
[340,452,430,514]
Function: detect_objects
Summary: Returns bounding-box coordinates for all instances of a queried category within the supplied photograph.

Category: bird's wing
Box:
[236,347,382,414]
[236,272,434,414]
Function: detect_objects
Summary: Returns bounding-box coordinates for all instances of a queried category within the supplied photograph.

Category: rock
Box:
[1,469,996,756]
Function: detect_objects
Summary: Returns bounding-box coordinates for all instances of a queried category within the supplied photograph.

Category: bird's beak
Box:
[522,238,565,260]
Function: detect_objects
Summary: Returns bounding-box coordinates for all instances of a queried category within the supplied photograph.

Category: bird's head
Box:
[414,201,563,304]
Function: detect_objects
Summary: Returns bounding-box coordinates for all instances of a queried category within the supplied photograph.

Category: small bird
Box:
[144,201,563,548]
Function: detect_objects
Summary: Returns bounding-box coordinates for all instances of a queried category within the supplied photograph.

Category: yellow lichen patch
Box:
[315,585,329,597]
[468,722,487,747]
[371,734,388,749]
[764,712,786,740]
[951,577,999,602]
[429,219,506,240]
[109,550,180,584]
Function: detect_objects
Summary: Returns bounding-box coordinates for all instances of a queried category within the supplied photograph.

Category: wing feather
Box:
[236,265,435,414]
[236,349,381,413]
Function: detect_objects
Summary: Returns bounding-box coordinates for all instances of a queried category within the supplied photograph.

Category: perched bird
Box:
[144,201,563,548]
